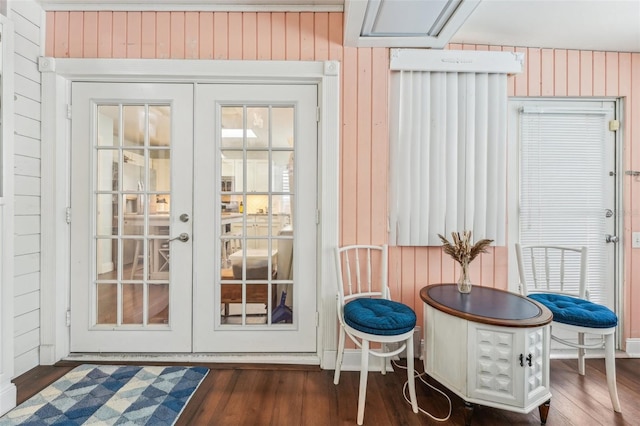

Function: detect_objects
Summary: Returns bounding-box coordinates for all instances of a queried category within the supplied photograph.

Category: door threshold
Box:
[64,352,321,365]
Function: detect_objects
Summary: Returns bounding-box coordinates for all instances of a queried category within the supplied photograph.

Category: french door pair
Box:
[70,82,317,353]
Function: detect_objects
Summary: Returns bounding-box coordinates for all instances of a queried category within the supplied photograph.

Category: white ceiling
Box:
[37,0,640,52]
[452,0,640,53]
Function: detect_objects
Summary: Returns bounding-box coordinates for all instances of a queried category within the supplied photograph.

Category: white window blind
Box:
[519,108,608,304]
[388,50,523,246]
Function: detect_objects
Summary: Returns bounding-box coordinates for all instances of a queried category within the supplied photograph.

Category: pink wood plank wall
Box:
[45,11,639,345]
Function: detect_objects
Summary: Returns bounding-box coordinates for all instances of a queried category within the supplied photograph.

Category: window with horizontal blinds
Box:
[519,108,609,304]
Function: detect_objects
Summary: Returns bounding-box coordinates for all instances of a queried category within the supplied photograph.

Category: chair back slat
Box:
[516,244,588,299]
[335,245,388,304]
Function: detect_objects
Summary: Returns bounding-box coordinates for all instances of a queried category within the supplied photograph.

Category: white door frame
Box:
[39,58,340,367]
[506,96,625,349]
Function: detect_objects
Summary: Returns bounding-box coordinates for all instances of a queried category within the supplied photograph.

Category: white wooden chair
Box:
[515,244,621,412]
[333,244,418,425]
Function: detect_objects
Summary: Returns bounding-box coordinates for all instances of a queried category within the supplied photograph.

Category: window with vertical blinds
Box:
[388,49,523,246]
[519,108,609,304]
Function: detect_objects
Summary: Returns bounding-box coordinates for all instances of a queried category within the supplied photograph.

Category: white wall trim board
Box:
[39,57,340,366]
[390,48,524,74]
[37,0,344,12]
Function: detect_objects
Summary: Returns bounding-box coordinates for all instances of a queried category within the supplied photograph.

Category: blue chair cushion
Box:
[343,298,416,336]
[528,293,618,328]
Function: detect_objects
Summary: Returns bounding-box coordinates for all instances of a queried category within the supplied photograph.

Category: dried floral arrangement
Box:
[437,230,493,265]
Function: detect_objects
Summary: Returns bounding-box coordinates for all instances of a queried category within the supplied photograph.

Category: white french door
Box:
[508,99,618,312]
[193,84,317,352]
[70,81,318,353]
[70,83,194,352]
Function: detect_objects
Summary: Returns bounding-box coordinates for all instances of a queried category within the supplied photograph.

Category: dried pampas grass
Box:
[437,230,493,265]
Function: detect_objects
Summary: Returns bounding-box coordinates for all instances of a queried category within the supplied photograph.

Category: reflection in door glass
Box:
[94,103,172,327]
[219,105,295,326]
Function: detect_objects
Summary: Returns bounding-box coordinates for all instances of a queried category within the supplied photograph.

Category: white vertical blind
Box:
[389,70,508,246]
[519,108,609,304]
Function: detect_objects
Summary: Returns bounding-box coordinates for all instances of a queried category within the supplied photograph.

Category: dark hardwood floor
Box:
[9,358,640,425]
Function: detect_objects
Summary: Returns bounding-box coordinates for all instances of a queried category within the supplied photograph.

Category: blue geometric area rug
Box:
[0,364,208,425]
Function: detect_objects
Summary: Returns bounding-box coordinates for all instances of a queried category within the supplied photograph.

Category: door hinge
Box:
[316,106,320,122]
[609,119,619,132]
[67,104,72,119]
[65,207,71,224]
[66,310,71,327]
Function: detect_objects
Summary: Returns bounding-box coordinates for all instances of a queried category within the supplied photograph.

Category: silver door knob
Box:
[605,234,619,243]
[170,232,189,242]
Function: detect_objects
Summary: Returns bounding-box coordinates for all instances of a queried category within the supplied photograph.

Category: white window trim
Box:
[38,58,340,367]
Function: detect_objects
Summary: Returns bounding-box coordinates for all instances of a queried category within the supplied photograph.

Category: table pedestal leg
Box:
[463,401,474,426]
[538,399,551,424]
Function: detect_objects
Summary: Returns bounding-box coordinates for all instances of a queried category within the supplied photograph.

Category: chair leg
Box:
[604,333,621,412]
[578,332,586,375]
[334,326,346,385]
[381,343,387,375]
[406,335,418,414]
[357,340,370,426]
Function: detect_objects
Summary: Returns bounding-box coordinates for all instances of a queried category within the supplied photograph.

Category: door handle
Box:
[169,232,189,242]
[605,234,619,243]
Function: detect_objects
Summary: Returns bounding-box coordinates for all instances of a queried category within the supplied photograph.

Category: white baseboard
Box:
[65,352,321,365]
[0,381,16,417]
[625,338,640,357]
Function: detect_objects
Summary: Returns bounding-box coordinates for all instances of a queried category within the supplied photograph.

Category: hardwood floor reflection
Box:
[96,264,169,325]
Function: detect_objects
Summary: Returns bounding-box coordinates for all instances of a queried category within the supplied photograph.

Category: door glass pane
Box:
[122,284,143,324]
[272,107,294,149]
[123,105,145,147]
[149,284,169,324]
[94,102,172,328]
[218,104,295,327]
[97,283,117,325]
[247,107,269,148]
[98,105,120,147]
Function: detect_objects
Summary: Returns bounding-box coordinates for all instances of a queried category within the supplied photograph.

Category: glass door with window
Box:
[70,83,193,352]
[193,84,318,352]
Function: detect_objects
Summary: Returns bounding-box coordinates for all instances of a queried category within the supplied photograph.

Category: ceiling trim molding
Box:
[344,0,480,48]
[36,0,344,12]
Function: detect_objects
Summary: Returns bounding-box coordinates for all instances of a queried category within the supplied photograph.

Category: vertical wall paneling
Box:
[43,12,640,348]
[299,13,314,61]
[184,12,199,59]
[83,12,98,58]
[212,12,227,59]
[242,12,257,60]
[270,12,284,60]
[285,13,300,60]
[553,50,567,96]
[370,48,388,245]
[68,12,84,58]
[566,50,580,96]
[256,13,271,60]
[97,12,112,58]
[540,49,554,96]
[112,12,127,58]
[199,13,214,59]
[227,12,242,60]
[140,12,156,59]
[355,48,372,243]
[126,12,142,58]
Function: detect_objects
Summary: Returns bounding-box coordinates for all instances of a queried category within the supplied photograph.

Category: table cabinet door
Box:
[467,323,523,407]
[467,323,550,409]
